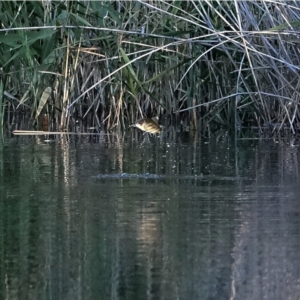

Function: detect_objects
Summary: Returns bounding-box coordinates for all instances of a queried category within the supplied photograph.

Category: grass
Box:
[1,0,300,133]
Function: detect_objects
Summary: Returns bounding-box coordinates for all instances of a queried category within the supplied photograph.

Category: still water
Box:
[1,131,300,300]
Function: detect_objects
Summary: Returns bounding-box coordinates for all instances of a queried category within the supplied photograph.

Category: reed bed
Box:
[1,0,300,133]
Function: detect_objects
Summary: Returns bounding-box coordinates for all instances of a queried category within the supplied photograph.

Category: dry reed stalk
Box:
[1,1,300,132]
[12,130,114,135]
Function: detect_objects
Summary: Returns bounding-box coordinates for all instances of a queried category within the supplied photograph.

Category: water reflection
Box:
[0,132,300,299]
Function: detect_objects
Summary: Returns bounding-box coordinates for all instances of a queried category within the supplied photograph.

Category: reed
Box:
[1,1,300,133]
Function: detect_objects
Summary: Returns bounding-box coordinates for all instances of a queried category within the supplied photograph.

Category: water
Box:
[1,131,300,300]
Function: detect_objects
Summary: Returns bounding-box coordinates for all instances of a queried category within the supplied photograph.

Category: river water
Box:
[1,130,300,300]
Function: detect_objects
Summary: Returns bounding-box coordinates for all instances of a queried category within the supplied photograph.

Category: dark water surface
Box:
[1,132,300,300]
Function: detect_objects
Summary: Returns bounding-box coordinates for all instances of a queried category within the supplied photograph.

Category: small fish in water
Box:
[130,117,162,134]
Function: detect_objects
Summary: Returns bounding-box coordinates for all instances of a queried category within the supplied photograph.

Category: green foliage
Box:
[0,0,300,132]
